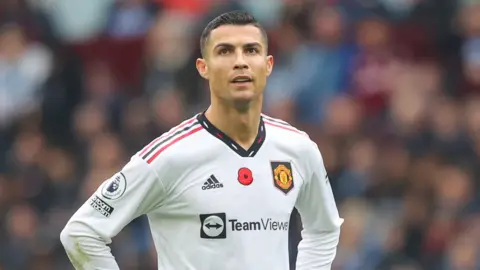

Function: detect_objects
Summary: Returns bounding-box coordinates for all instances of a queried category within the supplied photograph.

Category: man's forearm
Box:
[295,229,341,270]
[60,221,120,270]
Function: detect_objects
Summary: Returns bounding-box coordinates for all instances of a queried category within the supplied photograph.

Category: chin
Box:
[232,89,257,101]
[230,91,258,111]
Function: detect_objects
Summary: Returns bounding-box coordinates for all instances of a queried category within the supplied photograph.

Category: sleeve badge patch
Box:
[101,172,127,200]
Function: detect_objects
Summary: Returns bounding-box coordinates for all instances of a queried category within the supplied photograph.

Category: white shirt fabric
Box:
[60,113,344,270]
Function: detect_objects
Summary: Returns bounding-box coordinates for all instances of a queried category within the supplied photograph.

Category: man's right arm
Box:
[60,155,167,269]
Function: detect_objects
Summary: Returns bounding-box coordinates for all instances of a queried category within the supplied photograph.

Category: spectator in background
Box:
[106,0,156,39]
[349,14,398,116]
[240,0,285,28]
[263,20,303,123]
[0,23,52,127]
[459,2,480,94]
[41,0,114,42]
[143,11,195,96]
[0,0,54,44]
[294,4,354,125]
[142,11,205,116]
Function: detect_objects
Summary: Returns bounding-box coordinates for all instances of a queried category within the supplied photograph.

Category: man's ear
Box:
[266,55,274,77]
[196,58,209,80]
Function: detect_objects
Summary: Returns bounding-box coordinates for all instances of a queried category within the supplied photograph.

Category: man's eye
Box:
[246,48,258,54]
[219,49,229,55]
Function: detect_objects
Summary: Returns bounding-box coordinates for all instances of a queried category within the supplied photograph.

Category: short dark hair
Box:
[200,10,268,57]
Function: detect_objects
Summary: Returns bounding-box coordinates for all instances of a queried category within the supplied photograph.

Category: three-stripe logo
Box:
[202,175,223,190]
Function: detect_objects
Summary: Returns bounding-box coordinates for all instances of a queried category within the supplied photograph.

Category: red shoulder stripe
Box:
[261,114,292,127]
[147,125,204,164]
[263,119,306,136]
[139,117,197,156]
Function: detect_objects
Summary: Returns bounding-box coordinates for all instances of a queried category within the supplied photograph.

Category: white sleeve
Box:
[60,155,166,269]
[295,141,344,270]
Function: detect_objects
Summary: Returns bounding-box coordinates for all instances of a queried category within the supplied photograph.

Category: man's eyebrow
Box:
[243,42,262,48]
[213,42,263,50]
[213,43,234,50]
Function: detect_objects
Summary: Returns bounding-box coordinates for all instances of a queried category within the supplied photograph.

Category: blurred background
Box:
[1,0,480,269]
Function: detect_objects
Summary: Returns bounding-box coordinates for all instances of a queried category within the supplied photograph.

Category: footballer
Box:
[60,10,343,270]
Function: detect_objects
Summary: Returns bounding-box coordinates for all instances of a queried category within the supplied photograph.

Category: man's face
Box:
[196,25,273,108]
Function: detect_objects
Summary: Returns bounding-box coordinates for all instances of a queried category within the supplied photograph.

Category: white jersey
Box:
[60,113,344,270]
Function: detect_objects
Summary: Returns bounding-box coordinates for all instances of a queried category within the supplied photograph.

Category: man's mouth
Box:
[231,76,253,83]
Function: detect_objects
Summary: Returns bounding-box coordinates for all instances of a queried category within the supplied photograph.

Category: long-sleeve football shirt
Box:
[60,113,344,270]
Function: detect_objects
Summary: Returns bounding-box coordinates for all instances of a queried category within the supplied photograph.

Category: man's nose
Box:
[233,52,248,70]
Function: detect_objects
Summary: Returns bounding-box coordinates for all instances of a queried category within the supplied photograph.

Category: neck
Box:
[205,99,262,149]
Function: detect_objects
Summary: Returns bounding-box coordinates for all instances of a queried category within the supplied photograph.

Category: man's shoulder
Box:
[262,114,320,172]
[262,114,311,143]
[135,115,206,166]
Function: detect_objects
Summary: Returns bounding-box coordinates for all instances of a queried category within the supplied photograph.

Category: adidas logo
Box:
[202,175,223,190]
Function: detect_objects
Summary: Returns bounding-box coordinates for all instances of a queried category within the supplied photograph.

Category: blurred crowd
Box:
[1,0,480,269]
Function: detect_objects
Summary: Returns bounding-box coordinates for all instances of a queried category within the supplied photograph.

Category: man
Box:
[60,10,343,270]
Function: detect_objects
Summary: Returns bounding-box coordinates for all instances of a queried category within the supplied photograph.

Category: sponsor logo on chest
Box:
[229,218,289,231]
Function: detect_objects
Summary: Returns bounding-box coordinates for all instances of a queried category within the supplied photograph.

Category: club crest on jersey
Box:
[271,161,294,194]
[101,172,127,200]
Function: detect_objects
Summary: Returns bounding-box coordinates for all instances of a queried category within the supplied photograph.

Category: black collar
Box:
[196,113,266,157]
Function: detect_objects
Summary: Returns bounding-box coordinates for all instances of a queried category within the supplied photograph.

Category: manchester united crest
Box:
[271,161,294,194]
